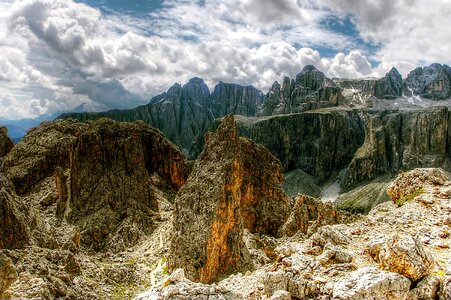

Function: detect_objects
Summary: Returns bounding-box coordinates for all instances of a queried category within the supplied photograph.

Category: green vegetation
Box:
[396,188,425,207]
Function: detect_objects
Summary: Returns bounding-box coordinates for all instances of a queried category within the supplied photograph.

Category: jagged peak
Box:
[183,77,210,96]
[386,67,402,81]
[302,64,320,73]
[214,114,238,142]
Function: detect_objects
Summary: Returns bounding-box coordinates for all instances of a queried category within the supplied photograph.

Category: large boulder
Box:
[332,267,411,300]
[377,234,433,282]
[168,115,290,283]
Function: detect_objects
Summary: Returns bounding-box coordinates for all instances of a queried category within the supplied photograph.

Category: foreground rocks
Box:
[168,115,290,283]
[139,168,451,300]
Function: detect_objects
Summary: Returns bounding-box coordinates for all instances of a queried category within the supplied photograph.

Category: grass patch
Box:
[396,188,425,207]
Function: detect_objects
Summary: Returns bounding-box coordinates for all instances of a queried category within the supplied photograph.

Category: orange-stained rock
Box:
[168,115,290,283]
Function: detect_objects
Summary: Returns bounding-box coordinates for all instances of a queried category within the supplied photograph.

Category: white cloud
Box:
[307,0,451,76]
[7,0,447,119]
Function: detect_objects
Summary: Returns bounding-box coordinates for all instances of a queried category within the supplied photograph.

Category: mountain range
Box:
[60,63,451,152]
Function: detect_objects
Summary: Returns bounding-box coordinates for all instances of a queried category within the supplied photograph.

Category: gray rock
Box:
[0,173,30,249]
[283,169,321,198]
[259,65,342,116]
[344,107,451,190]
[374,68,403,100]
[405,63,451,100]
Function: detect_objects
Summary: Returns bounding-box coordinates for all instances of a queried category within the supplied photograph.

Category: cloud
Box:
[9,0,446,119]
[306,0,451,76]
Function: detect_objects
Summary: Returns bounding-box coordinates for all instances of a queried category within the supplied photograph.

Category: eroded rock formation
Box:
[0,126,14,158]
[168,115,290,283]
[2,118,191,251]
[0,174,30,249]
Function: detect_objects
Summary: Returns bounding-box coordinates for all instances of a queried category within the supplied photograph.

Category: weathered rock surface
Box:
[3,118,191,251]
[408,275,440,300]
[0,126,14,158]
[344,107,451,189]
[210,82,265,118]
[386,168,450,204]
[168,115,290,283]
[281,194,354,237]
[259,65,342,116]
[334,78,378,104]
[375,234,433,281]
[405,63,451,100]
[0,173,30,249]
[332,267,411,300]
[2,120,80,195]
[374,68,404,100]
[0,253,17,294]
[68,119,190,250]
[192,110,365,183]
[336,178,391,214]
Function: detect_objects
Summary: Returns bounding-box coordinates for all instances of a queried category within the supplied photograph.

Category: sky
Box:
[1,0,451,120]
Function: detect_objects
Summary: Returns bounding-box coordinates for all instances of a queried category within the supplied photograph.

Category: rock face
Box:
[3,120,80,195]
[210,82,265,118]
[168,115,290,283]
[332,267,411,300]
[376,234,433,282]
[0,126,14,158]
[386,168,450,204]
[374,68,403,100]
[0,173,30,249]
[2,119,191,251]
[405,63,451,99]
[68,119,190,250]
[259,65,342,116]
[344,107,451,189]
[334,78,378,104]
[61,79,265,152]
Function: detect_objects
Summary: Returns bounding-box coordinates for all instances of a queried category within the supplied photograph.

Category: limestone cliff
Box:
[344,106,451,189]
[191,110,365,184]
[168,115,290,283]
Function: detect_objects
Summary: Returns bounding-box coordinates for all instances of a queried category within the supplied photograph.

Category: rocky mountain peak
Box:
[405,63,451,99]
[374,66,403,99]
[295,64,330,90]
[182,77,210,103]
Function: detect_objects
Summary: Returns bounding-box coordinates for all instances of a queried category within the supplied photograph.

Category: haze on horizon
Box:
[1,0,450,120]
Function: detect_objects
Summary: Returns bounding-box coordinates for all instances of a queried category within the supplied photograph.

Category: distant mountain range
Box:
[60,63,451,152]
